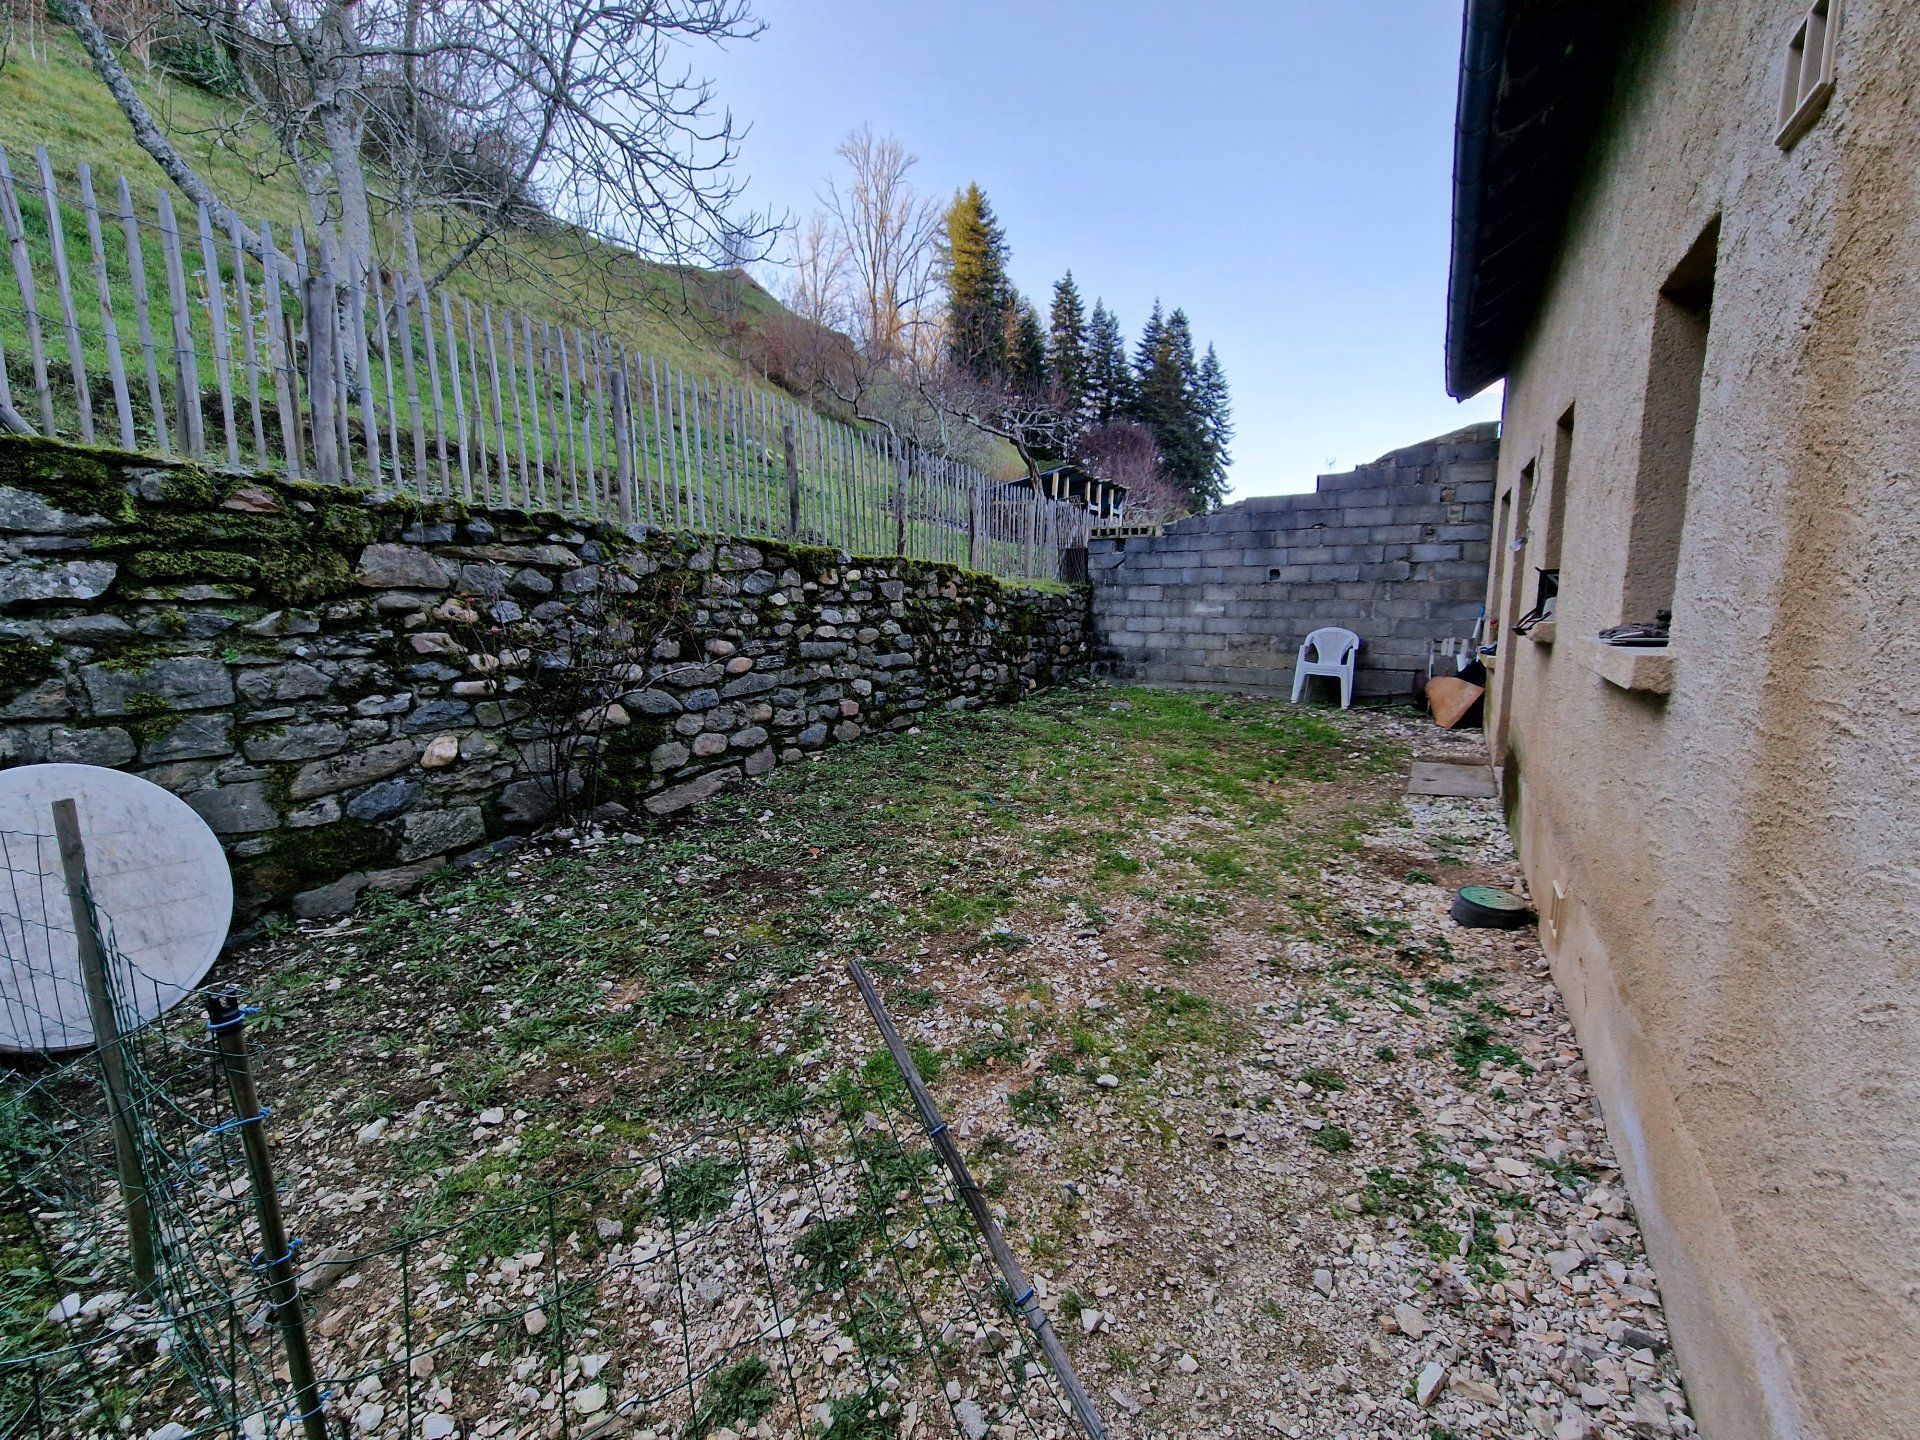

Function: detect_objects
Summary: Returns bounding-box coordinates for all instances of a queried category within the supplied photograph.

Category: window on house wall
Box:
[1620,220,1718,628]
[1531,406,1574,619]
[1778,0,1841,148]
[1501,461,1534,636]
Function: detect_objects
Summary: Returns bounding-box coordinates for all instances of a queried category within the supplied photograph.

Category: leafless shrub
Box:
[449,560,697,825]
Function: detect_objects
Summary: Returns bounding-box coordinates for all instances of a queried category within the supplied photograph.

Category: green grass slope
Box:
[0,30,793,382]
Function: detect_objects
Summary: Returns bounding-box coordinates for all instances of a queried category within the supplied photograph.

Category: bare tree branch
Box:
[67,0,265,258]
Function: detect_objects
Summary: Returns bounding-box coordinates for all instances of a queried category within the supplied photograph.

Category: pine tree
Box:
[1005,295,1048,395]
[941,183,1012,382]
[1130,300,1166,398]
[1047,272,1088,435]
[1131,304,1212,511]
[1195,343,1234,508]
[1084,301,1129,426]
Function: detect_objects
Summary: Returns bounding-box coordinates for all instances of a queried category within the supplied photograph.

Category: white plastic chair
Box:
[1291,626,1360,709]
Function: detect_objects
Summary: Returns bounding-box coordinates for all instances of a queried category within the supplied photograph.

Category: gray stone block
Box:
[82,657,234,714]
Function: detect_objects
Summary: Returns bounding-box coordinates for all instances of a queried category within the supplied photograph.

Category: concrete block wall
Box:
[1090,423,1497,700]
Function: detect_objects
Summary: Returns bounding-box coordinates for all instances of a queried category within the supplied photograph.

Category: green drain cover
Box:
[1450,886,1533,929]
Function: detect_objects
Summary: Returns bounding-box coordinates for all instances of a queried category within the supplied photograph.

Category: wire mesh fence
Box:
[0,821,1099,1440]
[0,142,1093,585]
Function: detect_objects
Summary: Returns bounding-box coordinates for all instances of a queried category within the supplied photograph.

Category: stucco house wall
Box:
[1476,3,1920,1437]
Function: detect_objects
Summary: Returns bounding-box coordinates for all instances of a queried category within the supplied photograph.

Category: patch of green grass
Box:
[684,1356,778,1439]
[795,1216,871,1289]
[1451,1017,1529,1077]
[656,1156,741,1227]
[1299,1066,1346,1093]
[820,1389,895,1440]
[1007,1081,1065,1126]
[1309,1125,1353,1154]
[1541,1155,1599,1191]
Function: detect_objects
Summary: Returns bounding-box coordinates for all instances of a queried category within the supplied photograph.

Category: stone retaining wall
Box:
[1090,424,1497,700]
[0,438,1088,922]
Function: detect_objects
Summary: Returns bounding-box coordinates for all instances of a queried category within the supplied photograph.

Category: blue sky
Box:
[703,1,1502,499]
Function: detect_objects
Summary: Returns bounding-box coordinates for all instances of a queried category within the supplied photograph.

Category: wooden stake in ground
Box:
[51,798,157,1294]
[847,959,1110,1440]
[204,990,328,1440]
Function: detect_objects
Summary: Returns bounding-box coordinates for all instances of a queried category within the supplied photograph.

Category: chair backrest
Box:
[1304,626,1360,664]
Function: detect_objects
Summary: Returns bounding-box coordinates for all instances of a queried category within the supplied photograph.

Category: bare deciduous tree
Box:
[917,366,1067,485]
[781,208,847,328]
[1078,419,1185,521]
[820,125,940,362]
[66,0,774,296]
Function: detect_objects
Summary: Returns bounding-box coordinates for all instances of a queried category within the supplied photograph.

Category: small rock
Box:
[1079,1308,1103,1334]
[1548,1249,1588,1279]
[1393,1303,1429,1339]
[476,1107,505,1126]
[524,1308,547,1336]
[223,486,281,513]
[1416,1361,1449,1408]
[420,1415,456,1440]
[354,1117,389,1145]
[1176,1354,1198,1374]
[954,1399,989,1440]
[572,1384,607,1416]
[1312,1269,1335,1297]
[46,1293,82,1324]
[1450,1374,1502,1405]
[1095,1073,1119,1089]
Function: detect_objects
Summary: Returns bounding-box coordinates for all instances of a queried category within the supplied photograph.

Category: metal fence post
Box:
[205,990,329,1440]
[848,959,1110,1439]
[50,798,156,1294]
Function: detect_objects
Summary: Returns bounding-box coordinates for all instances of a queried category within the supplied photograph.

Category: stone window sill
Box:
[1522,621,1556,645]
[1580,639,1674,695]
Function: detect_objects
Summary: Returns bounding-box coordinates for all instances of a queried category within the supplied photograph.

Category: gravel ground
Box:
[858,707,1698,1440]
[10,691,1699,1440]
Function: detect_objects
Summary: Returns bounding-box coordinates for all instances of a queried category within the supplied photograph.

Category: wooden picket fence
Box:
[0,144,1091,584]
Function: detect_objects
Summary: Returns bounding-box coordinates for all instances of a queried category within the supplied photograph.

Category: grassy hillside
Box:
[0,29,793,383]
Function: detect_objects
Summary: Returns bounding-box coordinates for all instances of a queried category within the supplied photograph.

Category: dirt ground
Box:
[16,686,1699,1440]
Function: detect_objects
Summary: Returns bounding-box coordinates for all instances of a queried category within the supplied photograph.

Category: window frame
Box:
[1777,0,1841,150]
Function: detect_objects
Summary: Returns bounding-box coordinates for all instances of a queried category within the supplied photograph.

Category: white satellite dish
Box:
[0,763,233,1054]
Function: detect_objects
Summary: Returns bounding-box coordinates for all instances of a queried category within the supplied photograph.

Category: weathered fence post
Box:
[783,421,801,538]
[303,265,339,486]
[610,364,636,526]
[968,485,984,573]
[50,798,156,1295]
[205,990,329,1440]
[894,444,909,557]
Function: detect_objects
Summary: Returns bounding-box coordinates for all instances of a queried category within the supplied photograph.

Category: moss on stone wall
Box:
[0,436,133,521]
[0,635,56,694]
[0,433,1090,923]
[241,820,396,903]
